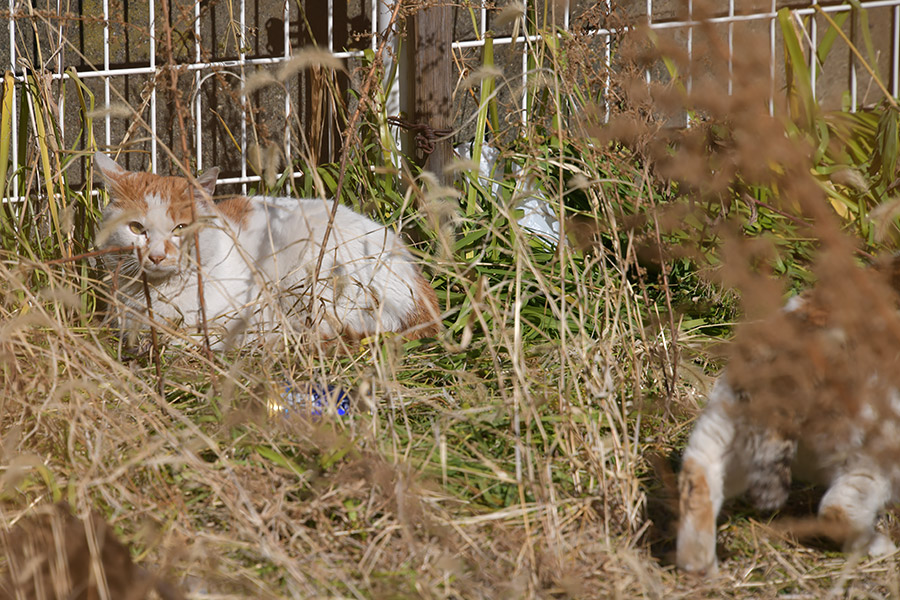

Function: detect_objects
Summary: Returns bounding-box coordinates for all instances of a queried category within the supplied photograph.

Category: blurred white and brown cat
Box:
[677,253,900,575]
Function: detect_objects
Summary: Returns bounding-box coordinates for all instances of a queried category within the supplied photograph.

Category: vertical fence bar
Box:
[284,0,291,59]
[328,0,334,51]
[239,0,247,194]
[605,0,612,123]
[850,7,858,111]
[283,0,292,184]
[894,5,899,97]
[380,0,402,169]
[56,0,64,142]
[770,0,776,115]
[727,0,734,95]
[369,0,380,169]
[810,1,818,99]
[371,0,377,52]
[6,0,11,75]
[103,0,111,150]
[194,0,202,170]
[646,0,652,85]
[150,0,157,172]
[328,0,334,157]
[521,0,529,127]
[8,0,17,204]
[687,0,693,97]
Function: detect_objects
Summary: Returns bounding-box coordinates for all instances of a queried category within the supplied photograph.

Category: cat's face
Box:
[95,153,219,279]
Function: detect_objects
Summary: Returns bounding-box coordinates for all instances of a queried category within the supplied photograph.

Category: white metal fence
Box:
[2,0,899,205]
[4,0,390,200]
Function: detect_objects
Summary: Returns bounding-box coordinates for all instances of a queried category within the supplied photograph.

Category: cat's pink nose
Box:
[147,253,166,265]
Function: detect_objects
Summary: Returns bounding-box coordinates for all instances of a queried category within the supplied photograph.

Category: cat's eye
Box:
[172,223,188,234]
[128,221,146,235]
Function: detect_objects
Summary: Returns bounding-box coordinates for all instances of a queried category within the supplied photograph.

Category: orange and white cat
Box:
[95,152,439,347]
[677,257,900,575]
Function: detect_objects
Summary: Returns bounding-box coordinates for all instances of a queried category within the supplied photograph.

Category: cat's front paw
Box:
[676,518,718,576]
[677,457,719,575]
[676,539,719,576]
[861,533,896,558]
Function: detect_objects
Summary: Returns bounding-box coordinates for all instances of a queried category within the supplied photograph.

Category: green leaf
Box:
[778,8,816,133]
[816,11,849,70]
[0,72,15,199]
[254,445,308,479]
[874,106,900,186]
[317,165,338,195]
[851,0,884,84]
[453,227,490,251]
[467,35,497,217]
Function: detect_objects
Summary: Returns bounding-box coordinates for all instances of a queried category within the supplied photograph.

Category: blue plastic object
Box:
[268,382,351,417]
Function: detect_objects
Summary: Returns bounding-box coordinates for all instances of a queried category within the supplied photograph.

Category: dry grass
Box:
[0,256,661,598]
[2,1,900,598]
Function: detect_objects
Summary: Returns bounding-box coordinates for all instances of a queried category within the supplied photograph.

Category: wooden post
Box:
[411,3,453,182]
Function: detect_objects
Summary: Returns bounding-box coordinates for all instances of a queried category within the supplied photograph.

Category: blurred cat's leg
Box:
[677,378,748,575]
[819,469,895,557]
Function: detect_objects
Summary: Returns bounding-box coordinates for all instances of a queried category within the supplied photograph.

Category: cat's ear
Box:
[93,151,126,187]
[195,167,219,201]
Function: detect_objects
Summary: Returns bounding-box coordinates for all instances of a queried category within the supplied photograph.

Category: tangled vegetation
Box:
[2,1,900,598]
